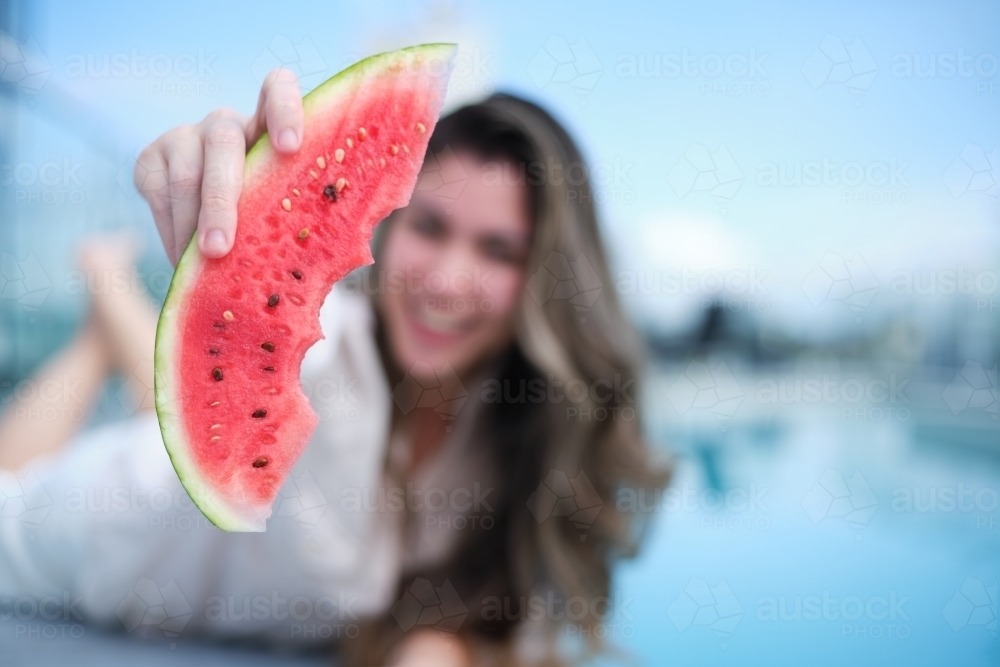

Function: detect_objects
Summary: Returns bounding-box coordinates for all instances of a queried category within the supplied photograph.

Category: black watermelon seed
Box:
[261,342,275,352]
[253,457,269,468]
[213,322,225,329]
[267,294,279,308]
[291,270,303,280]
[252,409,267,419]
[262,366,275,373]
[209,348,219,356]
[323,184,339,201]
[212,367,223,381]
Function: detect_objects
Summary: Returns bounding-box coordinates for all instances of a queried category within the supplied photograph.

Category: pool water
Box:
[611,368,999,666]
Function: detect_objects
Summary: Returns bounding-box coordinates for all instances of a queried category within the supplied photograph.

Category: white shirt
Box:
[0,286,458,644]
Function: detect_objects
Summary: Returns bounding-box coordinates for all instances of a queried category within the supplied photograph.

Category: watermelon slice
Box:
[154,44,455,532]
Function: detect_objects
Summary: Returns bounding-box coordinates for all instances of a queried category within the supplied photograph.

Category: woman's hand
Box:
[134,68,304,265]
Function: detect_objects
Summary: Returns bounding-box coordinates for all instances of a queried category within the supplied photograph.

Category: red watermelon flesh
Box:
[154,44,455,532]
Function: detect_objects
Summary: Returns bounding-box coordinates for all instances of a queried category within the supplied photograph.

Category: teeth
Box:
[416,305,469,333]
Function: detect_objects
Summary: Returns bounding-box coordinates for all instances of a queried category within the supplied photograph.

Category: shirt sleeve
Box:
[0,285,400,644]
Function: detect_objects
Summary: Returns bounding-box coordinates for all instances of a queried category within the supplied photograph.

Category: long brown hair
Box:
[345,93,669,665]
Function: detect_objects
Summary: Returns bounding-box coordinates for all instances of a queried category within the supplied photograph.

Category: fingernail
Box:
[203,229,228,256]
[277,128,299,152]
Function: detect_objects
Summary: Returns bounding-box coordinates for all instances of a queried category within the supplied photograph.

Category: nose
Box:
[427,242,478,300]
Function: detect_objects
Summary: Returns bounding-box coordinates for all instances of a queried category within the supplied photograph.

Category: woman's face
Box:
[379,150,532,379]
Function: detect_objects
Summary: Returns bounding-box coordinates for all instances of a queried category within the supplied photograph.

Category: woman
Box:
[0,68,667,665]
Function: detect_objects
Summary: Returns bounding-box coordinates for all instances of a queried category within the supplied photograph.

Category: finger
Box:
[248,68,303,153]
[166,139,205,264]
[197,118,246,258]
[135,143,178,263]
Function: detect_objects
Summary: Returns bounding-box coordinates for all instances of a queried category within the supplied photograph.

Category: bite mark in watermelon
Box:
[154,44,456,532]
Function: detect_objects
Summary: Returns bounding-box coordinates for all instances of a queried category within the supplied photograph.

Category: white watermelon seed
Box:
[210,401,220,407]
[346,138,353,148]
[335,148,345,163]
[211,435,221,442]
[358,127,368,141]
[390,144,399,155]
[292,188,301,197]
[281,198,292,211]
[316,156,326,169]
[309,169,318,179]
[298,228,309,240]
[223,310,234,321]
[210,423,221,430]
[415,122,426,134]
[335,178,348,192]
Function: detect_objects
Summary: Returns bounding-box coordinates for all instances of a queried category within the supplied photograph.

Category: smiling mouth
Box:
[405,297,479,341]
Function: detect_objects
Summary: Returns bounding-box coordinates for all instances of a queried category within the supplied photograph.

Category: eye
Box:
[479,236,527,265]
[410,212,447,240]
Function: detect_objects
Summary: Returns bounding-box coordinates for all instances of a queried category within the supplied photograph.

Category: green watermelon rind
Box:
[154,43,457,533]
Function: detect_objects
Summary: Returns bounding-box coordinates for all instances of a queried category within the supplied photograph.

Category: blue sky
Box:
[17,0,1000,335]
